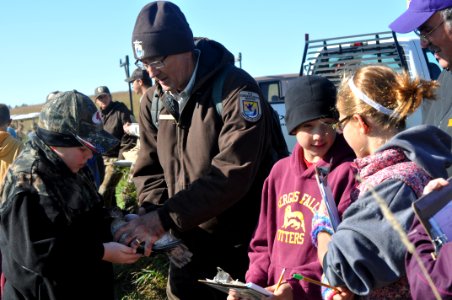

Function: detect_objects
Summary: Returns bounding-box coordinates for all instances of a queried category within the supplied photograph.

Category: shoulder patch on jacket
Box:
[239,91,261,122]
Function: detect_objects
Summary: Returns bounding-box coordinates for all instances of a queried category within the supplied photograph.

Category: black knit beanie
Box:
[285,76,338,135]
[132,1,195,60]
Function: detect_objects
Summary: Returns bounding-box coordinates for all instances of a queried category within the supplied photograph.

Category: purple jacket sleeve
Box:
[246,177,273,286]
[406,217,452,299]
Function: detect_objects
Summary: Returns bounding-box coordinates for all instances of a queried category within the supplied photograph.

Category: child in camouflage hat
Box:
[0,90,141,299]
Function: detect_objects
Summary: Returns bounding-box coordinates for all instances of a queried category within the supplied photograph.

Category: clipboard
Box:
[199,267,273,299]
[412,178,452,253]
[198,280,272,299]
[315,165,340,231]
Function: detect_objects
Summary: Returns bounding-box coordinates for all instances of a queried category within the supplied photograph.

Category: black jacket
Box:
[101,101,137,158]
[0,136,114,300]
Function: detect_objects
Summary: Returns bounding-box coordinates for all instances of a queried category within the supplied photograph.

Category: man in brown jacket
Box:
[113,1,278,299]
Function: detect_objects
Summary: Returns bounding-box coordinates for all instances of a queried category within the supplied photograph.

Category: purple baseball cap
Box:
[389,0,452,33]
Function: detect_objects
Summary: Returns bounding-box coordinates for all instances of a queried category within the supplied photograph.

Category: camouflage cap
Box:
[38,90,119,154]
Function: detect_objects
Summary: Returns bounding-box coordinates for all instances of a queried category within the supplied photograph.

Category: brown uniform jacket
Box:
[133,38,275,247]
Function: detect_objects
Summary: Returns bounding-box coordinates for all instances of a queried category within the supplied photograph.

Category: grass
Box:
[114,255,169,300]
[114,168,169,300]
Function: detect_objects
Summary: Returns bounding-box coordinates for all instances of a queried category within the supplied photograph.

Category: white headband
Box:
[348,77,396,116]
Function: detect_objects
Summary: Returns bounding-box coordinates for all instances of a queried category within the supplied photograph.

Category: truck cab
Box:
[255,73,299,151]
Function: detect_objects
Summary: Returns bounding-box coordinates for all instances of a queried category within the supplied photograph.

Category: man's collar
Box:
[171,49,201,100]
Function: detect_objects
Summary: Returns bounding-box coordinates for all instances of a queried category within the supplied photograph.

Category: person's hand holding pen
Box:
[227,284,293,300]
[330,287,355,300]
[266,282,293,300]
[291,273,354,300]
[226,268,293,300]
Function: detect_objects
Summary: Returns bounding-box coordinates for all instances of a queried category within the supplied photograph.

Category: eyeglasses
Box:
[319,121,338,131]
[135,56,168,70]
[414,20,444,43]
[332,115,353,132]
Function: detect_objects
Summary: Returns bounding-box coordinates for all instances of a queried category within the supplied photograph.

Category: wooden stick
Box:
[275,268,286,291]
[292,273,340,292]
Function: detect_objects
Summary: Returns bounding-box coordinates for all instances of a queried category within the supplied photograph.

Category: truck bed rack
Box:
[300,31,408,87]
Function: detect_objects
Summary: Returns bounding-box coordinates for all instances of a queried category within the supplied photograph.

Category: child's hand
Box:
[227,284,292,300]
[102,242,142,264]
[266,282,293,300]
[423,178,449,195]
[331,286,354,300]
[227,288,253,300]
[227,289,242,300]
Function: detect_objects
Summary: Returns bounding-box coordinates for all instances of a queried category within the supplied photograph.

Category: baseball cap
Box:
[132,1,194,60]
[284,76,338,135]
[125,68,150,83]
[389,0,452,33]
[37,90,118,154]
[94,86,111,98]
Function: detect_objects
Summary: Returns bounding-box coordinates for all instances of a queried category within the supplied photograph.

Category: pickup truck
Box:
[257,31,440,153]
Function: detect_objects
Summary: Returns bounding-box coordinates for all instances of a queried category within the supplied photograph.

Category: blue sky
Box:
[0,0,410,107]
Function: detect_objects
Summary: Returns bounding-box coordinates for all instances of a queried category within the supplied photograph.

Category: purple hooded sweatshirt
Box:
[406,217,452,299]
[246,134,356,299]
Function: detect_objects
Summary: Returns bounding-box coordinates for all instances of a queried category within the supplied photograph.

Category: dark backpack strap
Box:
[211,64,235,116]
[151,90,161,129]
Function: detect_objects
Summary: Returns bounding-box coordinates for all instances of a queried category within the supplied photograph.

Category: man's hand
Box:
[113,210,166,257]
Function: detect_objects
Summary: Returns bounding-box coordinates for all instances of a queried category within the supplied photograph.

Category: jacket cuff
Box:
[157,206,175,231]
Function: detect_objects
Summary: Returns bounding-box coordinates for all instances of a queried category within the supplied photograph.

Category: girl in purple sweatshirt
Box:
[406,178,452,299]
[228,76,357,299]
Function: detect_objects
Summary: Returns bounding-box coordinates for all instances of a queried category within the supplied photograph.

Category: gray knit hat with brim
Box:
[37,90,118,154]
[132,1,194,60]
[285,76,338,135]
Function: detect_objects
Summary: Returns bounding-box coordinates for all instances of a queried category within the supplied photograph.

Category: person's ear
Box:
[354,114,369,134]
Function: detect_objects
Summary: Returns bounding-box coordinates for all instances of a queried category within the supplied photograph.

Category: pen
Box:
[275,268,286,291]
[292,273,340,292]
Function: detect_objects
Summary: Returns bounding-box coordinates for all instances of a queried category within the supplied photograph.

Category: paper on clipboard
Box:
[315,165,340,231]
[198,267,272,299]
[198,280,272,299]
